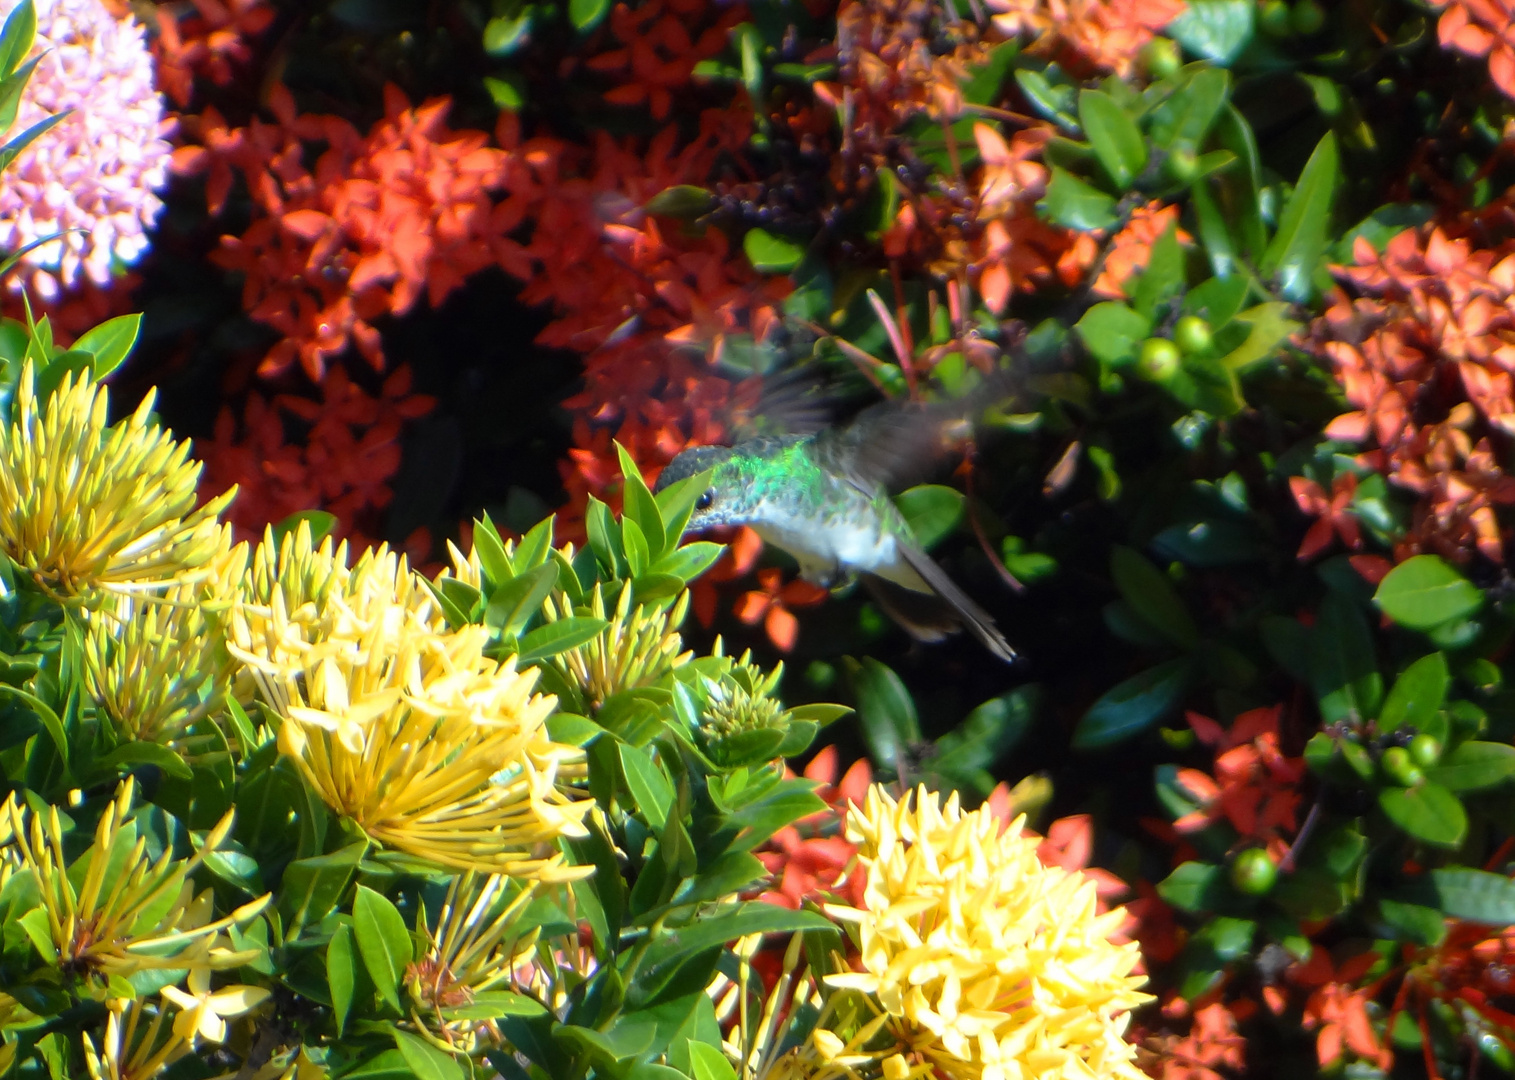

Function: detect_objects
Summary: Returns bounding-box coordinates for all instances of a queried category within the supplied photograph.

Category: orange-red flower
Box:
[1290,948,1392,1070]
[988,0,1187,78]
[1306,226,1515,563]
[1092,202,1191,299]
[1290,473,1362,560]
[734,567,829,652]
[1156,1001,1248,1080]
[754,745,873,909]
[1172,706,1304,859]
[149,0,275,108]
[1431,0,1515,100]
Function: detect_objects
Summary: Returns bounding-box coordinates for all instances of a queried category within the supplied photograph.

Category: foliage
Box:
[0,0,1514,1075]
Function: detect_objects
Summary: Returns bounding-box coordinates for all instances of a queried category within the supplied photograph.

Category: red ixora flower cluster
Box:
[143,0,275,109]
[988,0,1186,79]
[1307,226,1515,564]
[1172,705,1305,863]
[1431,0,1515,101]
[196,363,435,551]
[174,84,525,382]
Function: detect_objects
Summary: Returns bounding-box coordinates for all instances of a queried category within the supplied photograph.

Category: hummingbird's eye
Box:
[696,488,715,512]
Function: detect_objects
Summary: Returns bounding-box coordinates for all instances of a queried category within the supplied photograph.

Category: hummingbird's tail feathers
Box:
[859,573,961,644]
[893,544,1019,664]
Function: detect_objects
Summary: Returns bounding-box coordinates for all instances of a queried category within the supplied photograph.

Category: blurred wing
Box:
[813,362,1026,492]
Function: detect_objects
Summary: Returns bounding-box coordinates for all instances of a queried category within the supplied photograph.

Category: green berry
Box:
[1142,37,1182,80]
[1137,338,1182,382]
[1291,0,1325,34]
[1408,733,1443,769]
[1173,316,1214,355]
[1381,745,1424,787]
[1259,0,1293,37]
[1163,144,1200,185]
[1231,848,1279,895]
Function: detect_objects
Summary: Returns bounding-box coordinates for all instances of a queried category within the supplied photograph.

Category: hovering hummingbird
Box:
[654,372,1019,662]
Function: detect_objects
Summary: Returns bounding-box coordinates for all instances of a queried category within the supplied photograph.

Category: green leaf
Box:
[1378,653,1449,731]
[1131,226,1185,320]
[1378,783,1467,849]
[894,485,965,549]
[485,563,558,639]
[850,657,920,768]
[1375,555,1484,631]
[622,517,650,579]
[96,740,191,780]
[1218,303,1299,371]
[0,110,67,173]
[0,54,40,133]
[517,617,609,664]
[688,1041,739,1080]
[651,541,723,583]
[1425,742,1515,792]
[1041,167,1118,231]
[0,1,36,81]
[1075,302,1151,368]
[1259,133,1338,302]
[1072,658,1192,749]
[1110,546,1197,649]
[1309,593,1381,725]
[1165,0,1255,63]
[280,841,365,933]
[327,921,358,1035]
[70,314,140,378]
[568,0,610,31]
[353,885,412,1012]
[743,228,805,273]
[646,185,717,218]
[630,905,834,1005]
[617,441,666,562]
[1432,868,1515,925]
[1190,180,1238,278]
[619,743,674,831]
[1078,89,1146,189]
[482,12,532,56]
[1013,68,1080,131]
[1157,862,1227,913]
[271,510,338,548]
[1148,68,1230,150]
[472,513,513,586]
[393,1029,465,1080]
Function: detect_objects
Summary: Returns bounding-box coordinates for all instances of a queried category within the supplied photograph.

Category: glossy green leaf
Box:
[1218,303,1299,371]
[619,743,674,830]
[1378,653,1449,731]
[568,0,611,31]
[688,1040,740,1080]
[1378,783,1467,849]
[280,842,365,934]
[327,922,358,1035]
[485,563,557,639]
[617,441,666,561]
[1165,0,1254,63]
[516,617,609,664]
[1432,868,1515,925]
[850,657,920,769]
[70,313,140,377]
[1425,742,1515,792]
[1259,133,1338,302]
[1375,555,1484,631]
[650,541,723,582]
[0,1,36,81]
[1013,68,1079,131]
[353,885,412,1012]
[895,485,965,549]
[482,12,532,55]
[743,227,805,273]
[1157,861,1228,912]
[96,740,191,780]
[1041,167,1118,231]
[1110,546,1197,649]
[393,1029,465,1080]
[1149,68,1229,150]
[1309,593,1381,725]
[1075,301,1151,367]
[1130,226,1185,320]
[1072,657,1192,749]
[1078,89,1146,189]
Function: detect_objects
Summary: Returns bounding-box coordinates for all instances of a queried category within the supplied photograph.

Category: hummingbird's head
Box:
[654,444,746,532]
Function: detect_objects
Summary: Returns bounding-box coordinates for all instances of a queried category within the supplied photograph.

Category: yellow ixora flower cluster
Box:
[0,361,233,601]
[227,523,590,878]
[817,785,1152,1080]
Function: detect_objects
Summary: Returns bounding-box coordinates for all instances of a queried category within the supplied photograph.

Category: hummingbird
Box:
[653,373,1019,662]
